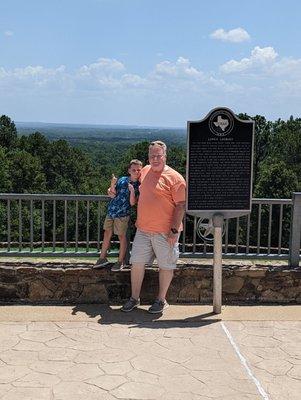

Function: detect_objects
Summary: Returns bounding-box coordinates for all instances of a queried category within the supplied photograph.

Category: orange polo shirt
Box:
[136,165,186,234]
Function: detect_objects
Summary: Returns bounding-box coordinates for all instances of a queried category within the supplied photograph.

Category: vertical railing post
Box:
[18,199,22,252]
[289,192,301,267]
[64,200,67,252]
[41,200,45,252]
[86,200,90,253]
[75,200,79,253]
[30,199,33,252]
[7,199,11,252]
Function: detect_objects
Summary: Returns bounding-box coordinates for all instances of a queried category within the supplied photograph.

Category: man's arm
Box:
[167,201,186,246]
[171,201,186,231]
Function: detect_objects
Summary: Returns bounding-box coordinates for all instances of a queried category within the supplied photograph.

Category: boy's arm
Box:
[107,187,116,198]
[107,174,117,197]
[110,174,117,192]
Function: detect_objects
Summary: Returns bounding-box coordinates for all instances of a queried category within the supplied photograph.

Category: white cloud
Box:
[220,46,278,73]
[121,74,147,88]
[78,57,125,77]
[0,65,70,92]
[269,57,301,77]
[153,57,204,80]
[0,55,268,97]
[1,51,301,124]
[251,46,278,62]
[75,58,128,90]
[210,28,250,43]
[74,58,148,92]
[4,30,14,37]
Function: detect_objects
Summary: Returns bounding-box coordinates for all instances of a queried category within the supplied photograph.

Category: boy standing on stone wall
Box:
[93,159,142,271]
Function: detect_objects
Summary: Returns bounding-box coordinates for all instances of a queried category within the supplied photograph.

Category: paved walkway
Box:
[0,305,300,400]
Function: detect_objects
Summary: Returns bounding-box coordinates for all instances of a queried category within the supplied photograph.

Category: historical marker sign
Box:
[186,107,254,219]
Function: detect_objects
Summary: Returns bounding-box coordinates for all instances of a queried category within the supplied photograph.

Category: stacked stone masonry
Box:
[0,262,301,304]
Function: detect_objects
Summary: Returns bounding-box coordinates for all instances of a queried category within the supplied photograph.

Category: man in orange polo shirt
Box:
[121,140,186,313]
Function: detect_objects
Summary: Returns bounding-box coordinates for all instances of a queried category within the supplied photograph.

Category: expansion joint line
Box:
[221,321,270,400]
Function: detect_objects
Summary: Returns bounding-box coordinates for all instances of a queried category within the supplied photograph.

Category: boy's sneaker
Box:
[148,299,169,314]
[93,257,110,269]
[111,261,124,272]
[121,297,140,312]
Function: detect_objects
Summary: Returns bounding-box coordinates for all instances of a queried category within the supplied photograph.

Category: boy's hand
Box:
[107,187,116,198]
[128,183,135,193]
[111,174,117,186]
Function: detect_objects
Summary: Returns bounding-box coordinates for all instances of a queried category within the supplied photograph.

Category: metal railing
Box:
[0,193,300,266]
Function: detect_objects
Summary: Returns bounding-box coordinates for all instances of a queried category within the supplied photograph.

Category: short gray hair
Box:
[149,140,167,155]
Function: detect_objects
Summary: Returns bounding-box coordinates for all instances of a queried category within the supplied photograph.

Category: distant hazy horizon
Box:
[15,121,185,130]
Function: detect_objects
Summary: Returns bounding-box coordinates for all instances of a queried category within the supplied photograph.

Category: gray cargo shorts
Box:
[130,229,180,270]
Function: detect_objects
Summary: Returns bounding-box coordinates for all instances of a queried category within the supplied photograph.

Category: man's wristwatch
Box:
[170,228,178,234]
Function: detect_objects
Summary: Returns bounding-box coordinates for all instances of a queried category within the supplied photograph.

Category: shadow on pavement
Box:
[71,304,221,329]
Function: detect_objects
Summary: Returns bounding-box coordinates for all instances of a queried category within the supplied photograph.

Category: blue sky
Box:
[1,0,301,126]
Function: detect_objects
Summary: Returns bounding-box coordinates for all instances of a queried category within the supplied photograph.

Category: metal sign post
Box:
[212,213,224,314]
[186,107,254,314]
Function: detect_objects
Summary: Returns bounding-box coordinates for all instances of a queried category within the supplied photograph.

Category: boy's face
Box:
[128,164,142,181]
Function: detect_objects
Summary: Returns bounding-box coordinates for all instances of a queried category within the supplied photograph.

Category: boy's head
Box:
[128,159,143,181]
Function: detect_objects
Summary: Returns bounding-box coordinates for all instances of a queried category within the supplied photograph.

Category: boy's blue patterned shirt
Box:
[107,176,140,218]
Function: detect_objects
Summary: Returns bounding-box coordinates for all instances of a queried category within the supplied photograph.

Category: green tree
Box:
[167,145,186,177]
[253,160,297,250]
[238,113,272,185]
[0,146,11,192]
[0,115,18,150]
[269,116,301,187]
[44,140,96,193]
[255,160,298,199]
[18,132,50,162]
[8,149,46,193]
[118,141,150,176]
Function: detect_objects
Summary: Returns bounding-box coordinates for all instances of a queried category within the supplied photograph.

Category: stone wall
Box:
[0,262,301,304]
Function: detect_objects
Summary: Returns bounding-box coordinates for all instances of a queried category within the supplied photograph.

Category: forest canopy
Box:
[0,113,300,198]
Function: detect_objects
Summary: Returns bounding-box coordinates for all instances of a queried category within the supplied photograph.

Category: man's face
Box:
[149,145,166,172]
[128,164,142,181]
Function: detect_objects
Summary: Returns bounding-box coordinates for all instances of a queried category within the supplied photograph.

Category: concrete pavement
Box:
[0,305,300,399]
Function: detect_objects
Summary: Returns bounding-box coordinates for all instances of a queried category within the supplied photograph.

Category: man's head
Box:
[149,141,167,172]
[128,159,143,181]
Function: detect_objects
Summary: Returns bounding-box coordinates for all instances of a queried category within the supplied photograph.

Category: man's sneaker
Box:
[121,297,140,312]
[148,299,169,314]
[111,261,124,272]
[93,257,110,269]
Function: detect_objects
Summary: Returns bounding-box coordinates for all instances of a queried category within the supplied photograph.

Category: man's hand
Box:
[166,231,178,246]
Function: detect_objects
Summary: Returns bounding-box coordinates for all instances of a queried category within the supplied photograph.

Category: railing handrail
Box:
[0,193,293,204]
[252,198,292,205]
[0,193,110,201]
